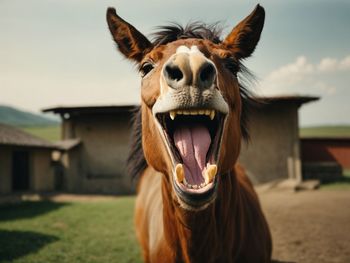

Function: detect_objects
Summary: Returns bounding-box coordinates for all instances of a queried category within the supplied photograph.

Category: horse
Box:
[107,5,272,262]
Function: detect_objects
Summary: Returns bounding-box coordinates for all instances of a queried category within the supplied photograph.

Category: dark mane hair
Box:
[127,22,259,179]
[151,22,223,46]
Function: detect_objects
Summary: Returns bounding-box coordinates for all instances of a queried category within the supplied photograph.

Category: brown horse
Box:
[107,5,272,262]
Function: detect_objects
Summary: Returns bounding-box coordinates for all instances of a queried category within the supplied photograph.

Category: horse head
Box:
[107,5,265,210]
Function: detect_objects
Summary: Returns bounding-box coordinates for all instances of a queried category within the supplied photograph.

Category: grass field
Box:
[18,124,350,142]
[20,125,60,142]
[0,197,141,263]
[1,192,350,263]
[300,125,350,138]
[320,169,350,190]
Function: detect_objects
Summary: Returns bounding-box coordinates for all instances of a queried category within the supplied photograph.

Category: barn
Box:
[300,137,350,182]
[0,124,57,194]
[43,95,319,194]
[301,137,350,169]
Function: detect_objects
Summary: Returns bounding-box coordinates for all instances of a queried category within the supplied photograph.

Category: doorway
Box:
[12,150,30,191]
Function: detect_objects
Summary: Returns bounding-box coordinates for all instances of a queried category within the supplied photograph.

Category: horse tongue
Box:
[174,125,211,186]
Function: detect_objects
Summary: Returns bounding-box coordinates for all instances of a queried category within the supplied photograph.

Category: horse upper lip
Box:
[152,86,229,118]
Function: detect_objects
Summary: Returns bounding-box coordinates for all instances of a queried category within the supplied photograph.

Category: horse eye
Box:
[140,62,155,77]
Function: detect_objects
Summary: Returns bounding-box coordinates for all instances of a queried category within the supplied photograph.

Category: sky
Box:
[1,0,349,126]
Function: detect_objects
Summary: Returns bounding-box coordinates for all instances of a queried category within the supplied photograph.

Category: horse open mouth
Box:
[156,109,226,206]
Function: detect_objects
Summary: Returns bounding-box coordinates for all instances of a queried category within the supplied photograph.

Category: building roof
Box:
[261,95,319,106]
[42,95,319,115]
[54,138,82,151]
[0,124,57,149]
[42,105,137,115]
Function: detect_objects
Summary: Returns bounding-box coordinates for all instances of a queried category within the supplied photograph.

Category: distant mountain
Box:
[0,105,60,126]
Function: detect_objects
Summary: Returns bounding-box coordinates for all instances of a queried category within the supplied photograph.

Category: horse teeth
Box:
[169,109,216,118]
[184,178,189,187]
[182,181,208,189]
[204,164,217,184]
[170,111,176,120]
[210,110,215,120]
[175,164,184,183]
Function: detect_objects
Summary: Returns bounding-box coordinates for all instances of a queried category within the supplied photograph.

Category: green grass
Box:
[300,125,350,138]
[320,170,350,191]
[0,197,141,263]
[20,125,61,142]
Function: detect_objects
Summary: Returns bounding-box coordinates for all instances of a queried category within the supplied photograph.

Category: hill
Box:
[300,125,350,138]
[21,125,60,142]
[0,105,59,126]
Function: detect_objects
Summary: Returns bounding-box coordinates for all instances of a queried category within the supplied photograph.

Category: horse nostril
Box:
[165,64,183,82]
[199,63,216,85]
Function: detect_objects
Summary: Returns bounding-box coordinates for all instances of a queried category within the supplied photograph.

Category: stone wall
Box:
[62,113,135,194]
[239,102,301,184]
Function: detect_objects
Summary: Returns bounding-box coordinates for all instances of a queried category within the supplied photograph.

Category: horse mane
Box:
[127,106,147,179]
[127,22,260,179]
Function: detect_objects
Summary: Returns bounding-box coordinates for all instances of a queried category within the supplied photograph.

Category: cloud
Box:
[318,57,338,72]
[265,56,314,86]
[259,54,350,96]
[318,55,350,72]
[339,55,350,70]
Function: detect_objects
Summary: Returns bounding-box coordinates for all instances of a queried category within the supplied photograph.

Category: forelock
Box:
[151,22,223,46]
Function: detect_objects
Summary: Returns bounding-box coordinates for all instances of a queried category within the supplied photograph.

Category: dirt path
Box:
[259,190,350,263]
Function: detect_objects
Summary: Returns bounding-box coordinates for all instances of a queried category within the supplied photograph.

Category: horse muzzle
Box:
[152,94,228,209]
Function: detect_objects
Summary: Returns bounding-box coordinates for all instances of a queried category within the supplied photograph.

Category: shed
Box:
[238,95,319,184]
[43,105,135,194]
[0,124,57,194]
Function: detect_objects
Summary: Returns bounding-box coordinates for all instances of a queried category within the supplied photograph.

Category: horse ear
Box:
[223,4,265,59]
[106,7,152,62]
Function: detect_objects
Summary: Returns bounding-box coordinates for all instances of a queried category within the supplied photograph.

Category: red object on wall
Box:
[301,137,350,169]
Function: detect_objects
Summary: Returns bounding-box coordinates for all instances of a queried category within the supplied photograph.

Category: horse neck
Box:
[160,171,241,262]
